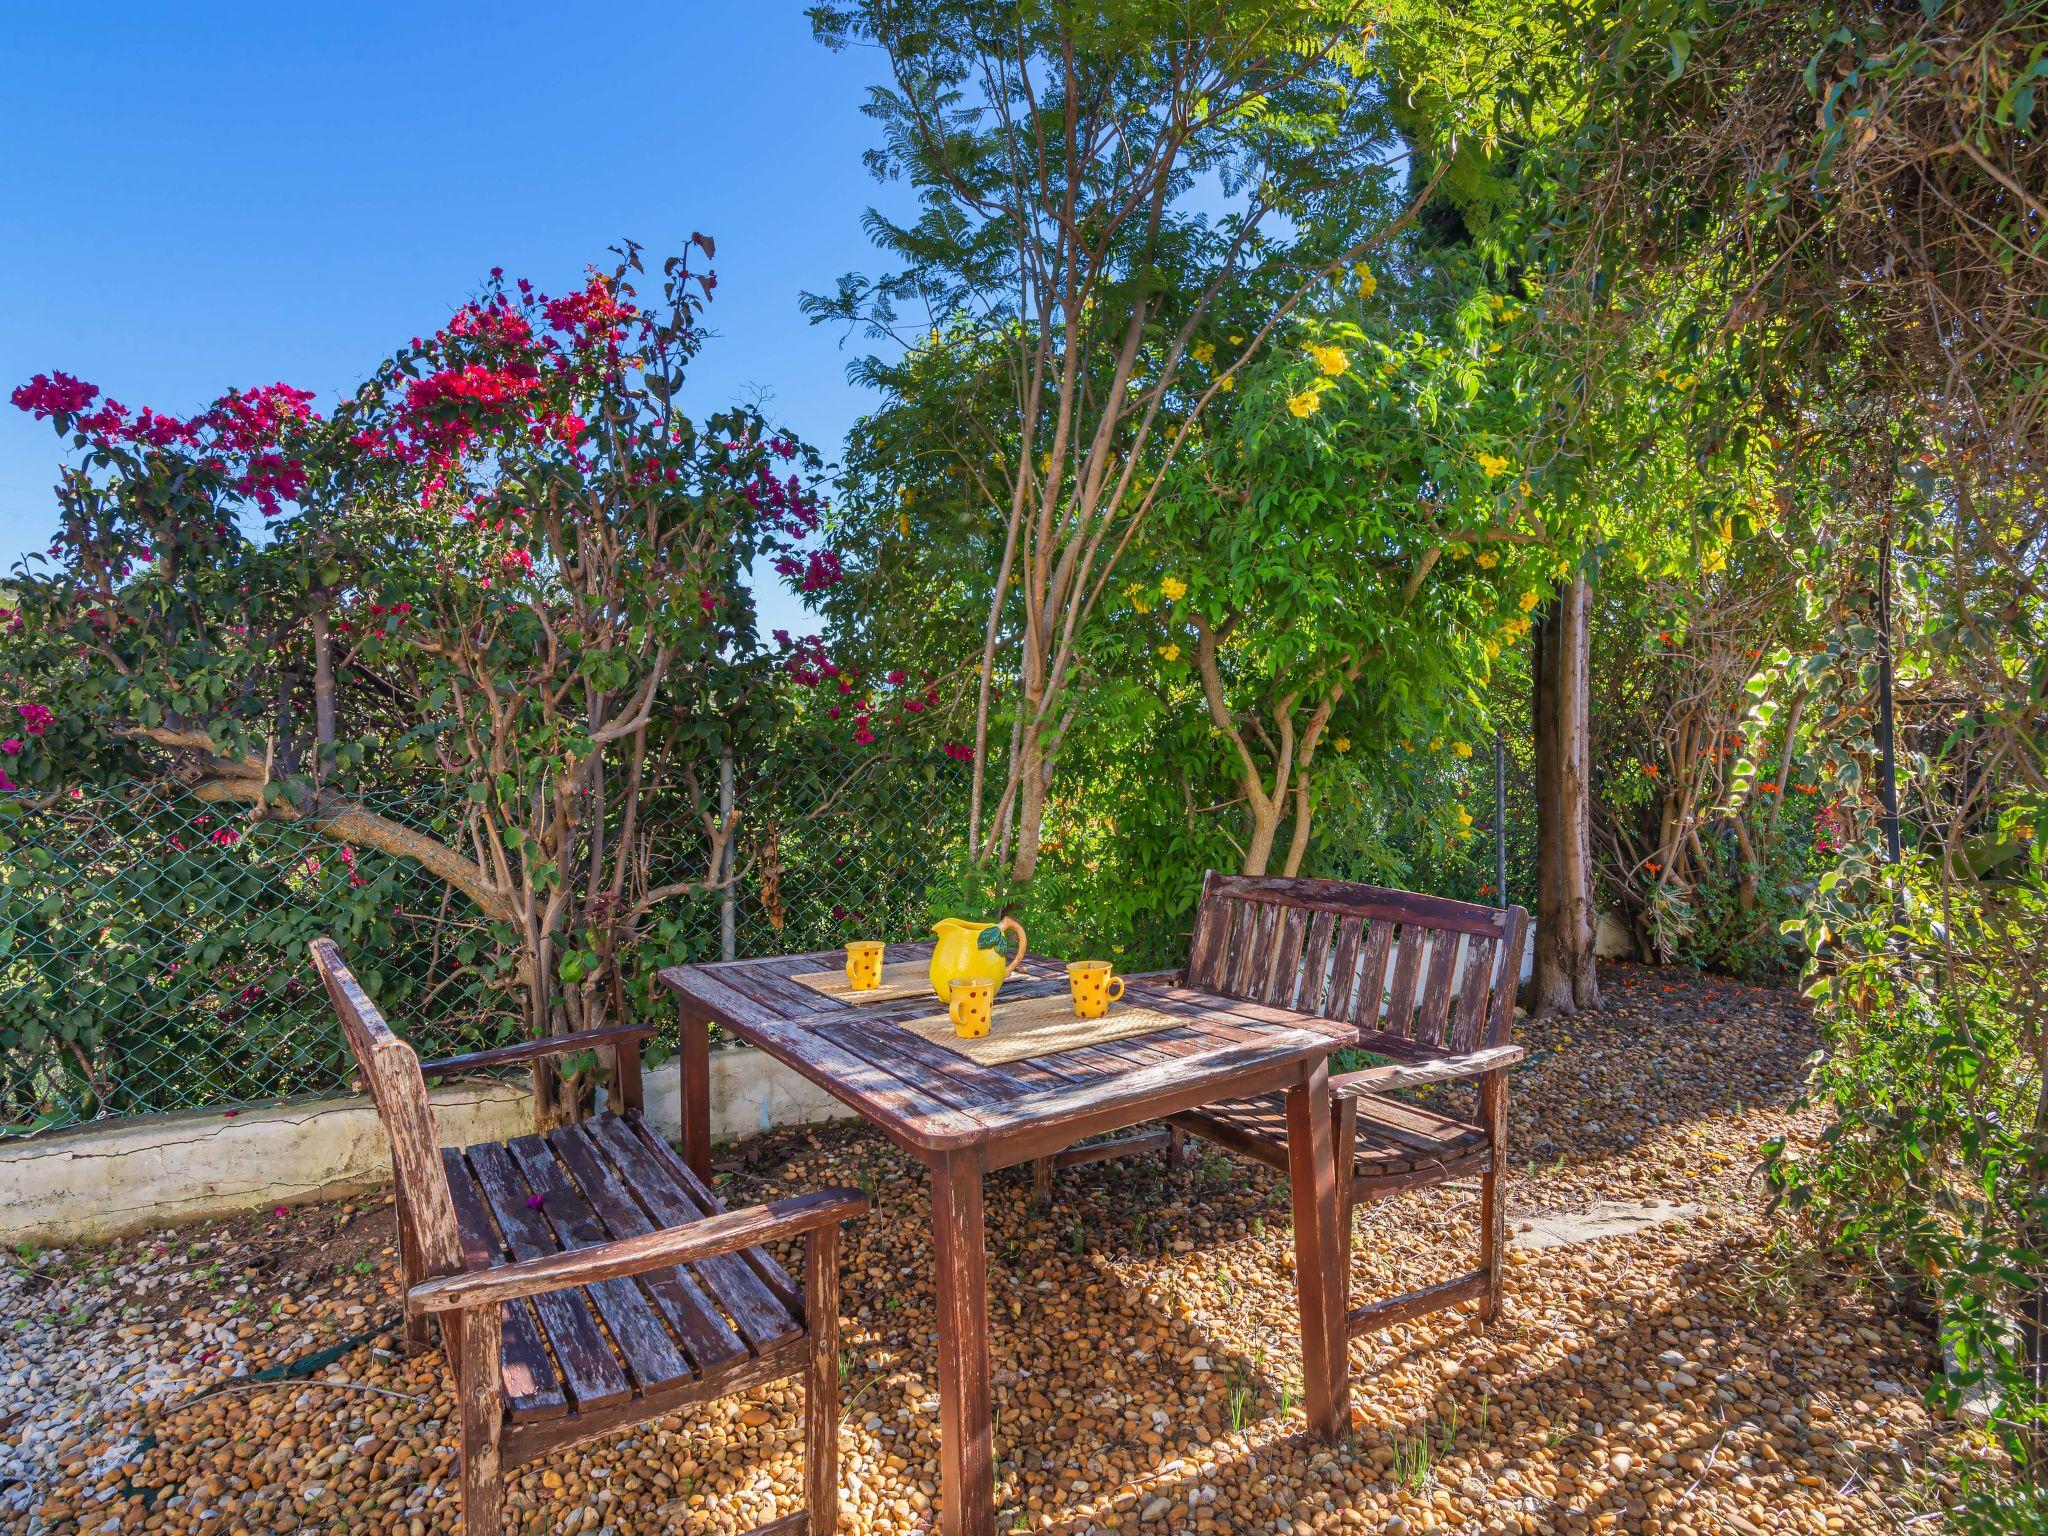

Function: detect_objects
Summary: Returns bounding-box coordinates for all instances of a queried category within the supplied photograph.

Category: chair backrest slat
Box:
[1324,916,1366,1018]
[310,937,463,1280]
[1264,904,1310,1006]
[1186,871,1529,1053]
[1383,927,1427,1036]
[1449,935,1499,1052]
[1186,875,1235,990]
[1295,910,1337,1012]
[1413,931,1461,1043]
[1484,906,1529,1047]
[1349,918,1396,1027]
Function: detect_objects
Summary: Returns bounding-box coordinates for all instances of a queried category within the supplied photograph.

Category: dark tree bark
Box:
[1531,573,1600,1016]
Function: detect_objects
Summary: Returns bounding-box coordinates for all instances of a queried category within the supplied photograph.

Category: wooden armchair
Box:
[1167,873,1529,1337]
[311,938,867,1536]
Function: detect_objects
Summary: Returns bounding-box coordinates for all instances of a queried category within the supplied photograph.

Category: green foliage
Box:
[1770,858,2047,1505]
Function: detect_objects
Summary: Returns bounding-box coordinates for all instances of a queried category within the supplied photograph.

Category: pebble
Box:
[5,965,1963,1533]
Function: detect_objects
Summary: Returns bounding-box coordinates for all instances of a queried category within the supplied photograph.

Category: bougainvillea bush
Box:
[3,240,868,1123]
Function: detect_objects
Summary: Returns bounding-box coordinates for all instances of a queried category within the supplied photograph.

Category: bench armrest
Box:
[1332,1043,1523,1096]
[406,1187,870,1316]
[1124,968,1184,986]
[416,1022,655,1079]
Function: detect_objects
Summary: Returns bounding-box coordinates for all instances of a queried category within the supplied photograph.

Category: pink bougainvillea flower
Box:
[0,739,19,756]
[525,1194,546,1210]
[16,703,53,735]
[11,371,101,418]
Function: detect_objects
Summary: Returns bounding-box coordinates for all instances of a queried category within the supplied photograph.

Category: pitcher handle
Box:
[999,916,1029,977]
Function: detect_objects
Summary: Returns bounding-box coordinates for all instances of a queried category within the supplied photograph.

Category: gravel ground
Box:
[2,964,1992,1534]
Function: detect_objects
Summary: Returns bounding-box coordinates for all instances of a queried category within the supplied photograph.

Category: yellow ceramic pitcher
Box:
[928,916,1028,1003]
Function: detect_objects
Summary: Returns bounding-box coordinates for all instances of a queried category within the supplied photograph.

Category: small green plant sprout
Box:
[1393,1433,1435,1492]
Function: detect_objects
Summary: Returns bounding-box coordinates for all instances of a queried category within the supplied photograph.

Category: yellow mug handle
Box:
[949,995,968,1029]
[999,916,1029,977]
[1105,975,1125,1003]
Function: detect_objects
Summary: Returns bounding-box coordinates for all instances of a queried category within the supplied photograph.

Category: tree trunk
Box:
[1010,736,1049,882]
[1531,574,1599,1016]
[311,604,337,753]
[1242,798,1283,876]
[1280,779,1316,877]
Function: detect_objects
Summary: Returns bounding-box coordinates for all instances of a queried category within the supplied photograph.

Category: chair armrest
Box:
[407,1187,870,1316]
[1332,1043,1524,1096]
[416,1022,656,1078]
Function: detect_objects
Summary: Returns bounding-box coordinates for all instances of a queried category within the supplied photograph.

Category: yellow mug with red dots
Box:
[1067,961,1125,1019]
[845,940,886,991]
[948,976,996,1039]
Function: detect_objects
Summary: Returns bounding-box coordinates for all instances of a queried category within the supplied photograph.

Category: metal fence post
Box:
[1494,730,1508,909]
[719,746,737,962]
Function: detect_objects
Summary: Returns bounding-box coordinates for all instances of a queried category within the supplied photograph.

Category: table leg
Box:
[929,1149,995,1536]
[1285,1056,1349,1442]
[679,1003,712,1181]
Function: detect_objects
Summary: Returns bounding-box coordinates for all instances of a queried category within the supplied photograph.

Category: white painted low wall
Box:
[0,1045,854,1249]
[0,920,1589,1248]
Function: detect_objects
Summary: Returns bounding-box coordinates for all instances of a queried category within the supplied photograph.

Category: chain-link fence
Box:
[0,753,970,1137]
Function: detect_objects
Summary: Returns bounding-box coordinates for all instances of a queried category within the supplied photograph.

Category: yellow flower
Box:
[1305,342,1349,377]
[1160,576,1188,601]
[1484,639,1502,660]
[897,512,911,538]
[1518,479,1533,498]
[1519,588,1541,613]
[1217,375,1235,392]
[1429,737,1443,751]
[1334,736,1352,754]
[1190,340,1215,364]
[1457,807,1474,826]
[1355,264,1377,297]
[898,486,913,505]
[1158,643,1181,662]
[1287,389,1322,418]
[1476,452,1513,480]
[1229,334,1243,344]
[1452,740,1473,759]
[1475,550,1499,569]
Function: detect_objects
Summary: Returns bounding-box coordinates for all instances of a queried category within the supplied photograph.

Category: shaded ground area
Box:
[3,964,1986,1534]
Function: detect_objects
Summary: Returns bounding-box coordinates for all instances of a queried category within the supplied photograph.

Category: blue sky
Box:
[0,3,903,638]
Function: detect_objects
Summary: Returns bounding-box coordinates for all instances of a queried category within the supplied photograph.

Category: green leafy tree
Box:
[807,0,1428,883]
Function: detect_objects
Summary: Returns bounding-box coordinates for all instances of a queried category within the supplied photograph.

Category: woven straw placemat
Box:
[898,993,1186,1067]
[791,961,934,1005]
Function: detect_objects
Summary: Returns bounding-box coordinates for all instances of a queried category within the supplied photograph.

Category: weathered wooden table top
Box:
[659,942,1363,1155]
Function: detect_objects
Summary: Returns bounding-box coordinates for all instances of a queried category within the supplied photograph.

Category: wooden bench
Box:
[1167,873,1529,1338]
[311,938,867,1536]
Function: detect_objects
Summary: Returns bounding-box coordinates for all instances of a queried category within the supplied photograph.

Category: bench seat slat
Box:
[505,1134,697,1393]
[586,1112,804,1352]
[1172,1090,1487,1176]
[548,1122,749,1376]
[466,1142,633,1411]
[440,1148,567,1421]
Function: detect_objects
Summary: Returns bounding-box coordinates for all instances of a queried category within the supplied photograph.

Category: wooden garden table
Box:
[659,943,1356,1536]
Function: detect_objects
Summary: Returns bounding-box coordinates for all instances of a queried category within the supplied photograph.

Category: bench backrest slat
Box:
[1186,870,1529,1051]
[310,937,463,1280]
